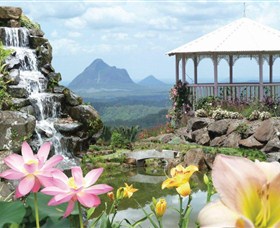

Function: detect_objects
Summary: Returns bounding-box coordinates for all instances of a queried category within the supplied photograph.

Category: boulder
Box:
[7,86,29,98]
[40,63,55,76]
[7,19,20,27]
[11,98,30,109]
[54,119,83,134]
[5,69,20,85]
[0,7,22,20]
[29,28,44,37]
[0,111,36,151]
[6,57,21,70]
[47,72,61,84]
[266,152,280,162]
[253,119,274,142]
[19,105,35,116]
[0,182,13,200]
[210,135,226,147]
[239,135,263,149]
[246,121,262,136]
[53,85,65,94]
[0,150,13,173]
[223,132,241,148]
[30,36,48,49]
[208,119,230,138]
[175,127,192,142]
[36,42,53,68]
[191,128,210,146]
[63,88,83,106]
[182,148,215,171]
[125,158,136,165]
[68,105,99,125]
[262,137,280,153]
[156,133,175,144]
[226,119,244,135]
[187,117,213,131]
[61,136,90,155]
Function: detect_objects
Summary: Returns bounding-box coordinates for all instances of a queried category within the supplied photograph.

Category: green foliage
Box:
[196,96,219,113]
[110,132,129,149]
[87,118,103,136]
[20,14,41,30]
[113,126,140,143]
[104,109,168,128]
[0,201,25,227]
[101,105,163,122]
[99,126,112,144]
[0,42,12,66]
[0,193,79,227]
[0,42,13,110]
[235,122,249,139]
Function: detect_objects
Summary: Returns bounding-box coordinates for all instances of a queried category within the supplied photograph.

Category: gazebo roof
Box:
[168,17,280,56]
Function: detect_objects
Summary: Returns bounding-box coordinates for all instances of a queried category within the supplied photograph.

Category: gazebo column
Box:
[175,55,180,83]
[213,55,218,96]
[194,56,198,84]
[182,54,186,83]
[259,54,264,100]
[229,55,233,83]
[269,55,273,83]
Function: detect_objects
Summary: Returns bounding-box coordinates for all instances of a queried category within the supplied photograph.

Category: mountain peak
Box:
[68,58,137,91]
[138,75,170,89]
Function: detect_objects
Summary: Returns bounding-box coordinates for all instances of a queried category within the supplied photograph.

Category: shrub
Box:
[110,132,129,149]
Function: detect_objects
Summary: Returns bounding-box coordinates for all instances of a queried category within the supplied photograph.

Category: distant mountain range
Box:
[68,59,170,93]
[138,75,170,89]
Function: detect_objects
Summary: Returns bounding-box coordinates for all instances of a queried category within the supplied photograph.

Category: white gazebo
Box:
[168,17,280,102]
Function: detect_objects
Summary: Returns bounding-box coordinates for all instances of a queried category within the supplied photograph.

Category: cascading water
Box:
[3,27,76,168]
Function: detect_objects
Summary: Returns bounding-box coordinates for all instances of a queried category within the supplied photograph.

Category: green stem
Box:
[78,202,84,228]
[158,217,163,228]
[109,200,118,225]
[34,192,40,228]
[178,195,183,228]
[182,195,192,228]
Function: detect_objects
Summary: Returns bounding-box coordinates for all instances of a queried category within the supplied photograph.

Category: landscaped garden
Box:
[1,6,280,228]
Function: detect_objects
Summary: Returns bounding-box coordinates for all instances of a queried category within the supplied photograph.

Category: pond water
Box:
[95,166,213,227]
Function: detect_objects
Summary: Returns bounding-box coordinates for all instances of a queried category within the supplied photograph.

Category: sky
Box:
[3,0,280,85]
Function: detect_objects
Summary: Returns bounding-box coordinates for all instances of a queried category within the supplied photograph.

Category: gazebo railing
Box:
[188,82,280,104]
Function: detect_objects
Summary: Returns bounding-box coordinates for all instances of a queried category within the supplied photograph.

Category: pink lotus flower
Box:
[41,166,113,217]
[198,154,280,227]
[0,141,63,198]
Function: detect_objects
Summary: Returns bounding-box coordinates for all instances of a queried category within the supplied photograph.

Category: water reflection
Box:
[113,191,209,227]
[96,166,210,226]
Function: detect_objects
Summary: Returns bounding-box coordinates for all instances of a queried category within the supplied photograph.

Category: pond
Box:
[94,166,213,227]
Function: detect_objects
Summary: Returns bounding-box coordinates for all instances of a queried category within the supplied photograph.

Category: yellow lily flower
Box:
[123,183,138,198]
[162,164,198,197]
[198,154,280,228]
[155,198,167,217]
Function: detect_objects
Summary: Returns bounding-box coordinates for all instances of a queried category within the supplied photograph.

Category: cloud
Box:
[65,17,87,29]
[51,38,81,55]
[82,6,135,29]
[101,32,129,41]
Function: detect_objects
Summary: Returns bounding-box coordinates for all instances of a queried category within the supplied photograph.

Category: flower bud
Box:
[155,198,167,217]
[116,187,124,200]
[107,191,115,201]
[203,174,209,185]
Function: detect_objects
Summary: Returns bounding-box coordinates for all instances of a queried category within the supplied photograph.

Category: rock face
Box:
[0,111,36,151]
[175,117,280,155]
[0,7,103,161]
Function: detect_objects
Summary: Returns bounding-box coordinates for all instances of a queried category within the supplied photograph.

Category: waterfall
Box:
[4,27,76,168]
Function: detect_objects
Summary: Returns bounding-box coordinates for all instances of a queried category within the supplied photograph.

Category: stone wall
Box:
[177,117,280,154]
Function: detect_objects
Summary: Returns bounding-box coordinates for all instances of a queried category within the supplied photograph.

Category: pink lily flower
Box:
[198,154,280,227]
[41,166,113,217]
[0,141,63,198]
